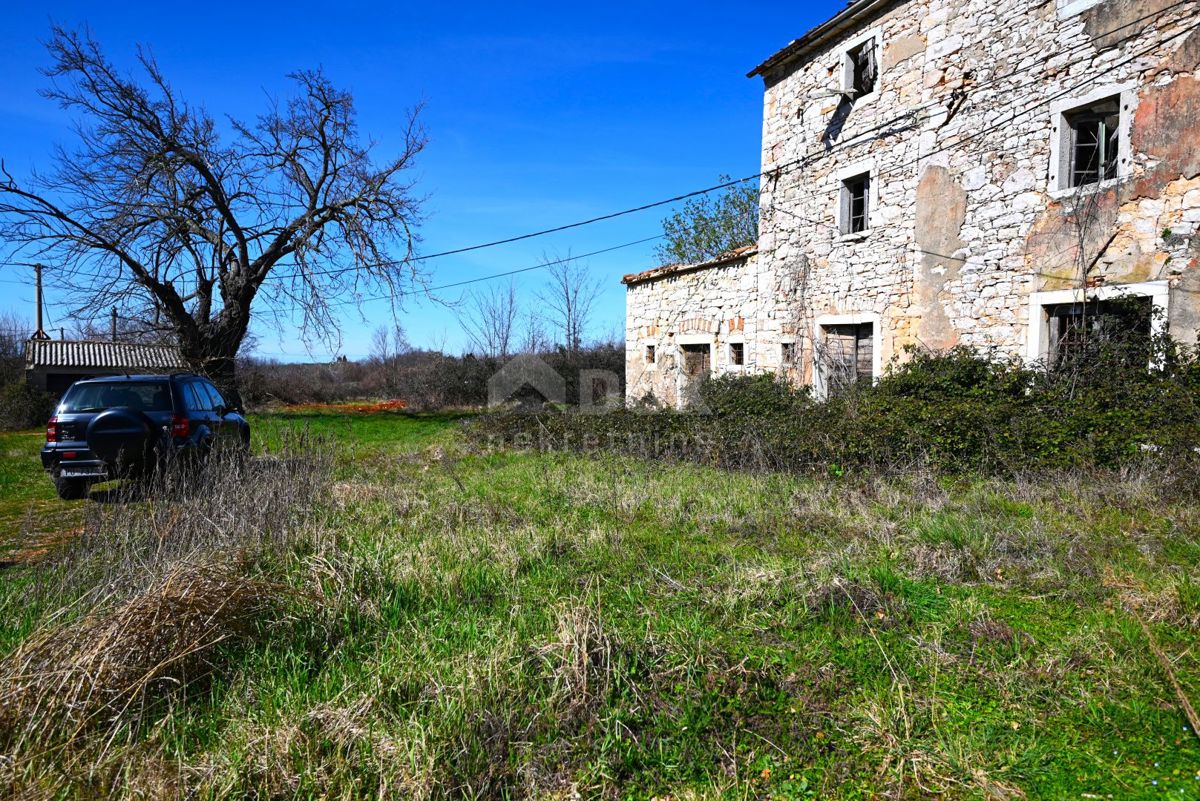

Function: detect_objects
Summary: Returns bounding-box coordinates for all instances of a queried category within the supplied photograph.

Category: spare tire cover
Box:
[86,408,154,466]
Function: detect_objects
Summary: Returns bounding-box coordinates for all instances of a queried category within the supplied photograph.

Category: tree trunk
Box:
[178,320,245,410]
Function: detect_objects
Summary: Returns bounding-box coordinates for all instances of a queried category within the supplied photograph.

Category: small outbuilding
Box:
[24,339,189,396]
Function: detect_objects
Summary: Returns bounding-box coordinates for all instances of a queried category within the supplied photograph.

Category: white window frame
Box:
[840,27,882,104]
[725,338,747,371]
[1048,83,1137,199]
[1024,280,1169,364]
[813,311,882,398]
[836,160,877,239]
[1057,0,1103,18]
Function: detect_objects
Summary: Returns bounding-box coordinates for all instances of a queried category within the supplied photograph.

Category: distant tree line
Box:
[237,340,624,411]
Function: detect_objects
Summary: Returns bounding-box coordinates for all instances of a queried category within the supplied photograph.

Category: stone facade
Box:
[625,0,1200,406]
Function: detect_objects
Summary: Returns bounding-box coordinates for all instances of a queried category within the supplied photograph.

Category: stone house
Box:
[625,0,1200,407]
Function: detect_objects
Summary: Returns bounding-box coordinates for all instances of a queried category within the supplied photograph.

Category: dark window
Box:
[1066,98,1120,188]
[646,344,656,364]
[729,342,745,366]
[822,322,874,390]
[1046,296,1152,365]
[681,344,711,377]
[847,39,878,97]
[591,376,610,405]
[781,342,797,365]
[59,381,173,413]
[200,381,226,411]
[184,382,213,412]
[841,173,871,234]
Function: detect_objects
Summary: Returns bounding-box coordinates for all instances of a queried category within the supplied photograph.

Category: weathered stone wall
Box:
[624,255,764,408]
[625,0,1200,404]
[756,0,1200,373]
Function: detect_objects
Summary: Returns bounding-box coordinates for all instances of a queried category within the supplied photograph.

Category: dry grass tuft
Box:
[0,561,295,745]
[535,604,616,725]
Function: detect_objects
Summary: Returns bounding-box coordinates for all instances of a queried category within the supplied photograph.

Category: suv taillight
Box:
[172,415,190,438]
[46,417,58,443]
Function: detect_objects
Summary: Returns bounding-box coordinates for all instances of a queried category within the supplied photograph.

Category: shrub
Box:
[471,337,1200,476]
[0,382,56,431]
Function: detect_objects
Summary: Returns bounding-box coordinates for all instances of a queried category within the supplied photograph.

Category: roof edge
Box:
[622,246,757,287]
[747,0,903,79]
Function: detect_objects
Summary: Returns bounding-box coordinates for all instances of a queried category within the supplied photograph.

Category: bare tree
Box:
[369,323,409,394]
[0,27,426,395]
[0,311,29,385]
[537,255,602,356]
[518,309,548,355]
[456,279,519,359]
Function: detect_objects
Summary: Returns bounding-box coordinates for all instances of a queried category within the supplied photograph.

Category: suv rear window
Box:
[183,382,214,412]
[59,381,174,414]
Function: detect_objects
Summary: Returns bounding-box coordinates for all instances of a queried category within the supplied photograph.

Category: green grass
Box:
[2,411,1200,798]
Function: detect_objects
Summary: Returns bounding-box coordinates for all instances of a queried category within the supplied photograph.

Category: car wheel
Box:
[53,474,90,500]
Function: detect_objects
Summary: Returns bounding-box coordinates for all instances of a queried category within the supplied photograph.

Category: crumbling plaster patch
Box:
[910,165,968,350]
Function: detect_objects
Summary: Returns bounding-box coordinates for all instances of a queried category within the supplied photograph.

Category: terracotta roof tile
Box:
[622,246,757,286]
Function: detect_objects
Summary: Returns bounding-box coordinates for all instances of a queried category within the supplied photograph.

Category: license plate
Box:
[60,469,104,478]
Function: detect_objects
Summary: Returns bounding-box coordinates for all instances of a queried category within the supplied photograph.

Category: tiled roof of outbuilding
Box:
[621,246,757,286]
[24,339,188,371]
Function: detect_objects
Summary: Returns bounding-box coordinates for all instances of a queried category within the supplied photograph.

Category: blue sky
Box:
[0,2,837,360]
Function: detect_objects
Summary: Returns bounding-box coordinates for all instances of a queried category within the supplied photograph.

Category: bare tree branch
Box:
[0,27,427,392]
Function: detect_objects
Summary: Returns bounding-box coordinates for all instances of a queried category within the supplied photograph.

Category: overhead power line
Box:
[255,0,1196,286]
[320,234,665,310]
[770,16,1200,203]
[3,0,1191,301]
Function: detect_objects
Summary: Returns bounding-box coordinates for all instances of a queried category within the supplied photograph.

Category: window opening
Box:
[729,342,745,366]
[1065,97,1121,188]
[847,39,878,97]
[841,173,871,234]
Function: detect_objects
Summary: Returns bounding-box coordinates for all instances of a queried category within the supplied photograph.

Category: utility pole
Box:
[31,263,50,341]
[111,306,118,342]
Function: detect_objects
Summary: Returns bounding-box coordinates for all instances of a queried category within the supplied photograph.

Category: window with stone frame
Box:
[645,344,656,364]
[1065,96,1121,189]
[840,172,871,235]
[844,38,878,97]
[780,341,797,365]
[820,322,874,390]
[729,342,745,367]
[1045,296,1152,366]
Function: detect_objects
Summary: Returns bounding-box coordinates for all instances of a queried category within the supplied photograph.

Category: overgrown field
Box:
[1,410,1199,799]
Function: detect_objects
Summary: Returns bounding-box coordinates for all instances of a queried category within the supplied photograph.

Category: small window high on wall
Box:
[729,342,745,367]
[1050,86,1133,194]
[840,173,871,235]
[781,342,797,365]
[843,37,878,98]
[1066,98,1120,188]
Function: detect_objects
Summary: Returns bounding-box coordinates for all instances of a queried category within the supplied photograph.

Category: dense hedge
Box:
[472,332,1200,475]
